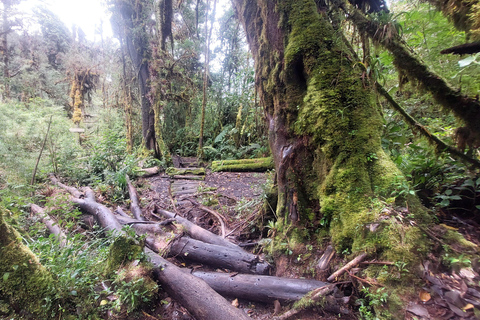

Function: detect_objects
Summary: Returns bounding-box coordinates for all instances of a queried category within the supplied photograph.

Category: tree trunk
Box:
[233,0,427,259]
[0,206,56,318]
[1,0,11,99]
[115,0,157,154]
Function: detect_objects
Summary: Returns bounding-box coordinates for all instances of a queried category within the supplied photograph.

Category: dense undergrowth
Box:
[0,0,479,319]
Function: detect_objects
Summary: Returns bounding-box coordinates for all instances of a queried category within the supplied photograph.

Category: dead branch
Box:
[49,174,83,198]
[30,204,67,247]
[273,285,336,320]
[147,249,250,320]
[49,176,251,320]
[327,252,368,282]
[126,175,145,221]
[157,207,239,250]
[187,198,227,237]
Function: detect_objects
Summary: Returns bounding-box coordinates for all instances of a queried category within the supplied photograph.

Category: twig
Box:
[360,260,394,266]
[31,115,53,185]
[327,252,368,282]
[347,270,383,287]
[168,181,181,217]
[273,285,336,320]
[187,199,227,237]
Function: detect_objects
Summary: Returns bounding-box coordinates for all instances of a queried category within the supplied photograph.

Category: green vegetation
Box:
[0,0,479,318]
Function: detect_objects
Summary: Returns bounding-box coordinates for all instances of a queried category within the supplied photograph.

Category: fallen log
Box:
[166,167,205,176]
[191,271,328,303]
[115,215,271,274]
[211,157,274,172]
[49,175,250,320]
[135,166,160,177]
[147,249,250,320]
[30,203,67,247]
[157,208,240,250]
[172,175,205,181]
[166,237,270,274]
[126,175,145,221]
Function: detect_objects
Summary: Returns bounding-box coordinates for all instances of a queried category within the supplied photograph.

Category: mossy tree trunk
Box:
[233,0,426,255]
[0,207,56,319]
[113,0,158,156]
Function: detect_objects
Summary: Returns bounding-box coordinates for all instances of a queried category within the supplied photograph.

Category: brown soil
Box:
[135,158,480,320]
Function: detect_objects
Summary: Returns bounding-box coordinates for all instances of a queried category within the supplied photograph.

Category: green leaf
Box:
[3,272,9,281]
[458,56,475,67]
[463,179,475,187]
[439,199,450,207]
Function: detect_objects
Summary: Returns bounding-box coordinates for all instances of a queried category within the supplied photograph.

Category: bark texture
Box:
[233,0,428,275]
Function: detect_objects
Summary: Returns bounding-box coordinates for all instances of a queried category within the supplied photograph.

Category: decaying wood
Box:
[157,207,240,250]
[166,167,205,176]
[30,203,67,247]
[317,245,335,270]
[115,213,270,274]
[187,199,227,238]
[135,166,160,177]
[49,175,250,320]
[211,157,274,172]
[191,271,328,302]
[147,249,251,320]
[327,252,368,282]
[273,285,336,320]
[172,175,205,180]
[126,175,145,221]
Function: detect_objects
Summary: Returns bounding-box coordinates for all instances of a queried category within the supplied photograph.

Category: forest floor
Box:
[130,157,480,320]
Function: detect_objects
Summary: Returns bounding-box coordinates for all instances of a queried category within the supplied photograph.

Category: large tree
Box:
[232,0,427,262]
[111,0,158,154]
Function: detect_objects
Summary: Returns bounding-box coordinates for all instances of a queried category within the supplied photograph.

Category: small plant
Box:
[357,287,389,320]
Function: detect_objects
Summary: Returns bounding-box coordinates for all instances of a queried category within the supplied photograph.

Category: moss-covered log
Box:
[0,206,56,319]
[165,167,205,176]
[211,157,274,172]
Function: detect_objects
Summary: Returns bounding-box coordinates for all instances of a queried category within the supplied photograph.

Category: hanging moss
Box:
[0,206,56,319]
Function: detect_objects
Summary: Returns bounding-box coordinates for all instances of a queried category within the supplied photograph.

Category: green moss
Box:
[275,0,431,276]
[444,229,478,251]
[105,235,144,276]
[211,157,274,172]
[0,206,56,319]
[165,167,205,176]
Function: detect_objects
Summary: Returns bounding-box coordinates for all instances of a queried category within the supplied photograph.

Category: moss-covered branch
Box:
[376,83,480,169]
[338,0,480,136]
